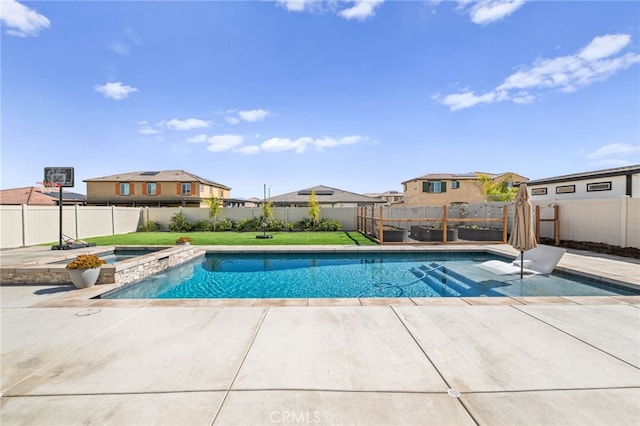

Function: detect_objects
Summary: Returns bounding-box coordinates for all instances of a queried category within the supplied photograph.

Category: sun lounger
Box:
[478,245,566,275]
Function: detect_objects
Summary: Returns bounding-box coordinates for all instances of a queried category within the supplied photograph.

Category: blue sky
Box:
[2,0,639,199]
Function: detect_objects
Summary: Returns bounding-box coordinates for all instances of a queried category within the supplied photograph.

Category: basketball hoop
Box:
[36,181,61,194]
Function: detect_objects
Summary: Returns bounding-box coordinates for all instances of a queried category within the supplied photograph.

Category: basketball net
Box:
[36,181,61,194]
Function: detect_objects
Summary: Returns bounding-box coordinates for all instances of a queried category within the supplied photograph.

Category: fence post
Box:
[554,204,560,245]
[379,205,384,243]
[21,204,27,247]
[111,205,116,235]
[620,196,628,248]
[535,205,541,244]
[442,205,448,242]
[502,205,508,243]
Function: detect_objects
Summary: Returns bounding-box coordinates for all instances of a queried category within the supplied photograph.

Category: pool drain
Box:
[75,308,102,317]
[447,389,460,397]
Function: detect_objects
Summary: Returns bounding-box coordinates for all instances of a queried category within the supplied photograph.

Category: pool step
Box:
[423,262,505,297]
[410,264,461,297]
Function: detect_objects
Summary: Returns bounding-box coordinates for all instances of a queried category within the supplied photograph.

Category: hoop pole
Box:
[58,186,63,248]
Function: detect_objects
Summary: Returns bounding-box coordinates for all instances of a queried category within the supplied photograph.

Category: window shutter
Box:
[142,183,147,195]
[157,183,162,195]
[177,183,181,195]
[115,183,120,195]
[130,183,134,195]
[441,181,446,192]
[422,182,429,193]
[191,183,196,194]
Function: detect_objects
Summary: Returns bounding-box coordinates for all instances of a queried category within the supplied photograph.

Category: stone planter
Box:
[456,227,503,241]
[410,226,458,242]
[382,227,408,242]
[68,268,101,288]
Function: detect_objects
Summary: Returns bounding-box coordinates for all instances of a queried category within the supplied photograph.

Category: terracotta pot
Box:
[68,268,101,288]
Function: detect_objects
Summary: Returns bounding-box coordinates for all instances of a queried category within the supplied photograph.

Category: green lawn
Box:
[82,231,377,246]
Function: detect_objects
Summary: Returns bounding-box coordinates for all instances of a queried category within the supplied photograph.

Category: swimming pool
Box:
[102,252,638,299]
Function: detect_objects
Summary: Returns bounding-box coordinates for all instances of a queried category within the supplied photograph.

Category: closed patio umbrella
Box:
[508,183,537,279]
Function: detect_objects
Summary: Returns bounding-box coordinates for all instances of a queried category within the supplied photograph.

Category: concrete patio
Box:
[1,245,639,425]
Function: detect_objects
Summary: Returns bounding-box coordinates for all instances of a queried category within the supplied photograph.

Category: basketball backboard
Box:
[44,167,74,188]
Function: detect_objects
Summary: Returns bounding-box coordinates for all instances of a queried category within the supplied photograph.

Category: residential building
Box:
[363,190,404,205]
[401,172,528,207]
[268,185,385,208]
[84,170,231,207]
[0,187,86,206]
[526,164,640,200]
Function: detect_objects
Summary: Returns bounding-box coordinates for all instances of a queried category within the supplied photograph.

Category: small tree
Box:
[261,199,273,224]
[208,195,222,230]
[308,190,320,230]
[478,173,518,202]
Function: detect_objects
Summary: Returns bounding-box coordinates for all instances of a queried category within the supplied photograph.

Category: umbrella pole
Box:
[520,251,524,279]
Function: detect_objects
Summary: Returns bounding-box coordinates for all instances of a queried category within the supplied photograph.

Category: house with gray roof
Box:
[268,185,385,208]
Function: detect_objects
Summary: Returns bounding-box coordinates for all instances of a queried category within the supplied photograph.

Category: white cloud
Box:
[339,0,384,21]
[238,109,271,122]
[94,82,139,100]
[276,0,384,21]
[0,0,50,37]
[260,135,367,154]
[314,135,366,150]
[137,120,161,135]
[579,34,631,61]
[226,117,240,125]
[235,145,261,155]
[186,134,208,143]
[438,33,640,111]
[166,118,212,130]
[462,0,526,25]
[584,143,640,160]
[207,134,244,152]
[262,137,313,154]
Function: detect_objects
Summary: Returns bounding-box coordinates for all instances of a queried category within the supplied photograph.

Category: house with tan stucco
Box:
[401,172,528,207]
[84,170,231,207]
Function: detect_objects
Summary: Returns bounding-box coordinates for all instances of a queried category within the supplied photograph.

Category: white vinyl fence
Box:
[0,205,141,249]
[1,197,638,249]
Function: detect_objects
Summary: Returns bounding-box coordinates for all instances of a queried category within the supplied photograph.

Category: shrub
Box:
[175,236,192,244]
[216,218,233,231]
[265,219,286,231]
[295,217,314,231]
[138,220,159,232]
[169,212,193,232]
[192,219,213,232]
[316,219,342,231]
[236,217,262,232]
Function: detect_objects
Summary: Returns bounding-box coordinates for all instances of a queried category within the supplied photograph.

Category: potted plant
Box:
[66,254,106,288]
[175,236,192,245]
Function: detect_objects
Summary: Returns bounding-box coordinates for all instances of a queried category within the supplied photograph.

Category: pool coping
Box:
[4,244,635,308]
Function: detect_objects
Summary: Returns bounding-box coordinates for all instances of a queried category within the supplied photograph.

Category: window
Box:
[423,181,446,193]
[146,183,157,195]
[451,180,460,189]
[200,184,204,193]
[556,185,575,194]
[587,181,612,192]
[531,188,547,196]
[181,183,191,195]
[120,183,130,196]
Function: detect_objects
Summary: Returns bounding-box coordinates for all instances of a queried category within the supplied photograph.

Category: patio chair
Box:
[478,245,566,275]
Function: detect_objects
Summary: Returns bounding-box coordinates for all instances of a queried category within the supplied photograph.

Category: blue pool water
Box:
[53,248,161,265]
[103,252,637,299]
